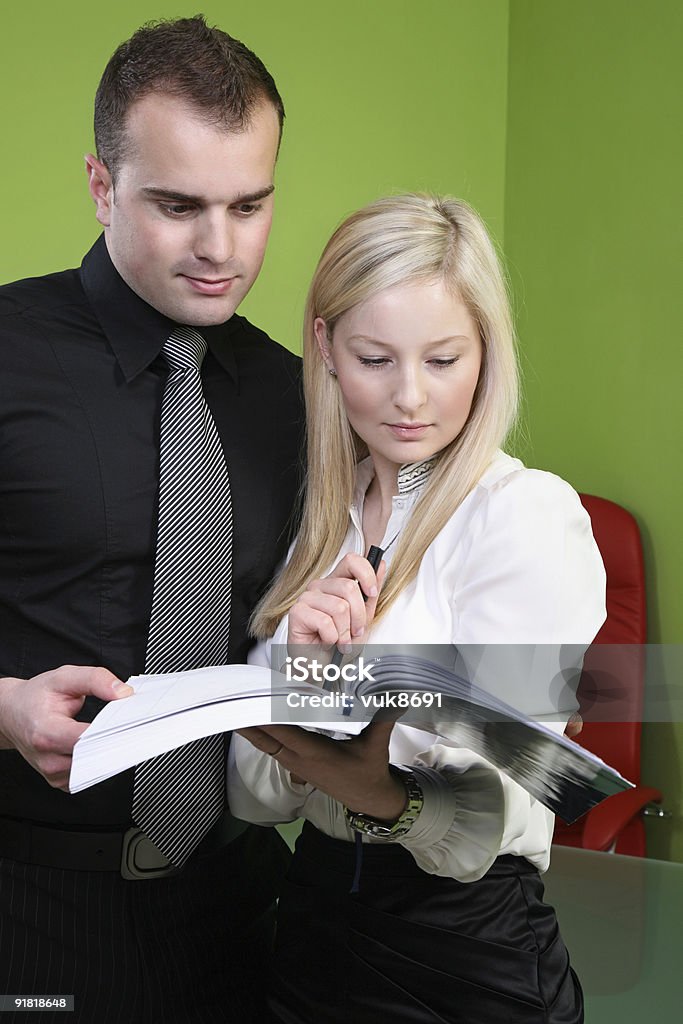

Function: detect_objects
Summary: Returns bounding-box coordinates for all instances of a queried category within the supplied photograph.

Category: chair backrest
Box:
[574,494,647,783]
[581,494,647,647]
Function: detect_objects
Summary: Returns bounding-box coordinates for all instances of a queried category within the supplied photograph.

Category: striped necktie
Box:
[132,326,233,867]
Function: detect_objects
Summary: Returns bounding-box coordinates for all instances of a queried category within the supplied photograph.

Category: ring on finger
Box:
[269,742,284,757]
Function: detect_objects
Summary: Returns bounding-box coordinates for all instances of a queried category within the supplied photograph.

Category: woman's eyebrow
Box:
[346,334,472,345]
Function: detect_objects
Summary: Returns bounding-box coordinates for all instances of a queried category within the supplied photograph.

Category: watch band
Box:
[344,765,424,840]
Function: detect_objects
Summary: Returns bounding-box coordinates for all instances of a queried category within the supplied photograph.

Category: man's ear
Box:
[85,154,113,227]
[313,317,335,373]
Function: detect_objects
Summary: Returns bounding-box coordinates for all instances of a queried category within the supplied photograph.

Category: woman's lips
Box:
[182,275,236,295]
[386,423,431,439]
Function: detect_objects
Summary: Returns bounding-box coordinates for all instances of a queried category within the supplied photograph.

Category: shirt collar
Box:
[397,457,437,494]
[353,455,436,505]
[80,234,238,384]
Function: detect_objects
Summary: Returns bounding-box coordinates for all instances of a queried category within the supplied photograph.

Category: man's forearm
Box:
[0,676,21,748]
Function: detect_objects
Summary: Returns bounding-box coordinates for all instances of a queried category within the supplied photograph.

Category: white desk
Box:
[544,845,682,1022]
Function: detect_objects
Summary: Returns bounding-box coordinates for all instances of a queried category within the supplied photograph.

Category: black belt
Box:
[0,811,249,880]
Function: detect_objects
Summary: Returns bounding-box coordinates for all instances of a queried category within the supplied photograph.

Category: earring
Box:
[328,367,337,376]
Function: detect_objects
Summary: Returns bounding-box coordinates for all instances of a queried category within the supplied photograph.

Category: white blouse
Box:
[228,450,606,881]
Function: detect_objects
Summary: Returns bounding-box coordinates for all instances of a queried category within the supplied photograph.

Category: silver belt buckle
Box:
[120,827,182,880]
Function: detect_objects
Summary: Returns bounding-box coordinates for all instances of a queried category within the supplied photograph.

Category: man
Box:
[0,16,302,1023]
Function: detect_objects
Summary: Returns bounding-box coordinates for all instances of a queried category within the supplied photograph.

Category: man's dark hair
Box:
[94,14,285,181]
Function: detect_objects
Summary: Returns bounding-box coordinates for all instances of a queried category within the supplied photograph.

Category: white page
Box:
[69,664,362,793]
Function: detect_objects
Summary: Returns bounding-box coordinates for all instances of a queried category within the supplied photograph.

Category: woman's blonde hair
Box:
[251,193,519,638]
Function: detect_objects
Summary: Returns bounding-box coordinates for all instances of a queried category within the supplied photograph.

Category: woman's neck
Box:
[361,464,398,548]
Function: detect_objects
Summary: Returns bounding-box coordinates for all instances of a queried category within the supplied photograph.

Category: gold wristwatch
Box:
[344,765,424,840]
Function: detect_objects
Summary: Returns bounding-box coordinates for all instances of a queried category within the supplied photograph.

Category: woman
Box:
[229,194,605,1023]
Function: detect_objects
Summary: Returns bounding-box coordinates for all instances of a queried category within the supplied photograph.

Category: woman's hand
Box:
[287,553,387,650]
[564,712,583,739]
[237,718,407,821]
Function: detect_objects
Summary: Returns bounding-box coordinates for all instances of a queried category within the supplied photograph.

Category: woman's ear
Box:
[314,317,335,374]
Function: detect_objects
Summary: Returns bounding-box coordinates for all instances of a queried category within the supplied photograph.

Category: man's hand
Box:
[0,666,133,790]
[238,717,407,821]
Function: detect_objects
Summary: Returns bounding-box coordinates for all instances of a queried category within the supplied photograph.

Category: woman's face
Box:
[315,279,482,481]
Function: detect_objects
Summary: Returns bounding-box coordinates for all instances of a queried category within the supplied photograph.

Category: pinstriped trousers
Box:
[0,826,289,1024]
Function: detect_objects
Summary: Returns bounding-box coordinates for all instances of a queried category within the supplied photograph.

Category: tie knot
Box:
[163,328,208,373]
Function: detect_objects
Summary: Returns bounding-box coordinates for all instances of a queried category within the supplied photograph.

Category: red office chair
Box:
[552,494,662,855]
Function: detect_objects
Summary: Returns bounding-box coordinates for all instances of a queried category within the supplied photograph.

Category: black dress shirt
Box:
[0,235,303,827]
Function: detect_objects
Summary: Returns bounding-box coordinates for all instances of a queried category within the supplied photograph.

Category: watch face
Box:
[364,821,394,837]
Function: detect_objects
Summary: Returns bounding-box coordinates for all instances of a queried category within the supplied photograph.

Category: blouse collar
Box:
[353,456,436,507]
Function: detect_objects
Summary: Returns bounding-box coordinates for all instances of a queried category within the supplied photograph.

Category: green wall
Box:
[2,2,681,859]
[505,0,683,860]
[0,0,510,350]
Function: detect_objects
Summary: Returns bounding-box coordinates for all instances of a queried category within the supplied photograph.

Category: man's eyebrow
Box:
[141,185,275,205]
[230,185,275,204]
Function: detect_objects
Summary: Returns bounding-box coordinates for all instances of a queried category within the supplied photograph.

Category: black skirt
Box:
[268,822,582,1024]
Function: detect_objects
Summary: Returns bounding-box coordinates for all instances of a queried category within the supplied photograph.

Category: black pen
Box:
[328,544,384,675]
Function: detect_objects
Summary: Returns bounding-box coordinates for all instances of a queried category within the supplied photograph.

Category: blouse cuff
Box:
[228,735,314,826]
[390,763,458,846]
[397,763,506,881]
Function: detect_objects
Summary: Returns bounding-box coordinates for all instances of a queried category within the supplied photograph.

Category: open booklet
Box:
[69,653,634,823]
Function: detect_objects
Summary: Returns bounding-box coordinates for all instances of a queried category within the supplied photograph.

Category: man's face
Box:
[87,92,280,325]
